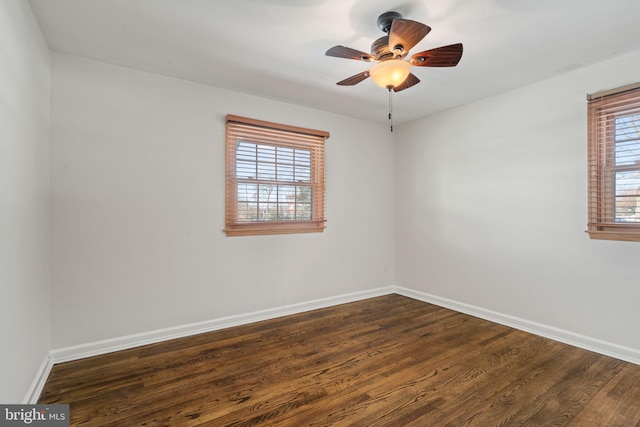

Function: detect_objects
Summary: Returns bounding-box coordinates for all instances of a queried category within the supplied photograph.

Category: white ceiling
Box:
[28,0,640,125]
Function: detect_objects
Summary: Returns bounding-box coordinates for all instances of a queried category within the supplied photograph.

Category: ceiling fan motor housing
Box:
[371,36,392,61]
[372,12,407,61]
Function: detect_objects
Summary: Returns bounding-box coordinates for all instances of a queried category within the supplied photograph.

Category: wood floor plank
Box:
[39,294,640,426]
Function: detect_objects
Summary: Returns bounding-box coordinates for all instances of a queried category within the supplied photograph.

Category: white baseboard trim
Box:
[49,286,395,364]
[395,286,640,366]
[23,353,54,404]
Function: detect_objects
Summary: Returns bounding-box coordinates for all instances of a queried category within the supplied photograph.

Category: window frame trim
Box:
[587,86,640,242]
[224,115,328,237]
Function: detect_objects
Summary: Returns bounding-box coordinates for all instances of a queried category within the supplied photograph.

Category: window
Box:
[225,115,329,236]
[587,84,640,242]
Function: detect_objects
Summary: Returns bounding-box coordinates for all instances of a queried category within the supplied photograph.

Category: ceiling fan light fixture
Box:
[369,59,411,89]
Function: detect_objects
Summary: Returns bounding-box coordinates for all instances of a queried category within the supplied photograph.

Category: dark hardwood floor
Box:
[39,294,640,426]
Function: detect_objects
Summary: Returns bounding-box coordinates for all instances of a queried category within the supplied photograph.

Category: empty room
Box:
[2,0,640,425]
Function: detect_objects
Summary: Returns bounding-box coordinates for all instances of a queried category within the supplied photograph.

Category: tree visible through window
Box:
[225,115,329,236]
[587,84,640,241]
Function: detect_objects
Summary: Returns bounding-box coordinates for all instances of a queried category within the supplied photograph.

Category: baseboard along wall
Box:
[394,287,640,366]
[23,353,53,405]
[48,287,396,364]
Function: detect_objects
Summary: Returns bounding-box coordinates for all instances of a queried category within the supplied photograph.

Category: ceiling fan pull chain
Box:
[388,87,394,132]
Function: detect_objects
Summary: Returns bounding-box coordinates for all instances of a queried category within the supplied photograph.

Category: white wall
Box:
[396,50,640,358]
[50,53,396,349]
[0,1,51,402]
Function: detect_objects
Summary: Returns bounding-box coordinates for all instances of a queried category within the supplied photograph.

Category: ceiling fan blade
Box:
[410,43,463,67]
[336,71,370,86]
[388,19,431,55]
[393,73,420,92]
[326,45,374,62]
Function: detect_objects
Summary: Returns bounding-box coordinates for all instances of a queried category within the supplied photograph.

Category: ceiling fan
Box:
[326,11,463,92]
